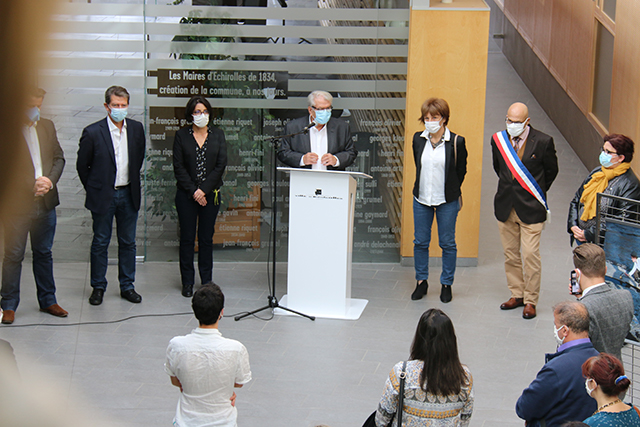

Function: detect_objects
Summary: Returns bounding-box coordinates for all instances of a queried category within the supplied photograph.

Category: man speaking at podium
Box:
[277,90,357,171]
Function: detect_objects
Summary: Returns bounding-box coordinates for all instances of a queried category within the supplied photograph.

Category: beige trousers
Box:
[497,209,544,305]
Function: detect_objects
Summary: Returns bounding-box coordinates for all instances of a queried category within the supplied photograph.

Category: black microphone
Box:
[303,121,316,133]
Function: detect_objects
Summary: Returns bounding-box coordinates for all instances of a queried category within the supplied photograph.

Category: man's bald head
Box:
[507,102,529,124]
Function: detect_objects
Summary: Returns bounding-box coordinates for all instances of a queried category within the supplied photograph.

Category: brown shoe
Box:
[500,297,524,310]
[1,310,15,324]
[523,304,536,319]
[40,304,68,318]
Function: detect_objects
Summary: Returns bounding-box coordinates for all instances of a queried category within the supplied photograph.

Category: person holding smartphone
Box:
[569,243,633,360]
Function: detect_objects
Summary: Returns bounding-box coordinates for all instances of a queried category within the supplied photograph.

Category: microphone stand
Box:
[235,124,316,321]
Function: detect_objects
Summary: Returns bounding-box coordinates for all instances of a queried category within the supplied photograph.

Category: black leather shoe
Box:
[89,288,104,306]
[121,289,142,303]
[182,284,193,298]
[411,280,428,300]
[440,285,452,303]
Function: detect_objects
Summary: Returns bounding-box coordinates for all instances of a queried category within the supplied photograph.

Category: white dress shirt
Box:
[298,117,339,170]
[580,282,606,298]
[416,128,449,206]
[107,117,130,187]
[23,123,43,180]
[165,328,252,427]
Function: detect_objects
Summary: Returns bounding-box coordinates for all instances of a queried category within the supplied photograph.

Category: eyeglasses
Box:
[311,106,332,112]
[601,147,618,156]
[506,117,527,124]
[193,110,209,116]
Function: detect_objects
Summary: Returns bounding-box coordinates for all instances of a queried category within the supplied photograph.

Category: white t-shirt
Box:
[165,328,252,427]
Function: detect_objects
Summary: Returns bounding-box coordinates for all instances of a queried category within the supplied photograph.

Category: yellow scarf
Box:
[579,162,630,221]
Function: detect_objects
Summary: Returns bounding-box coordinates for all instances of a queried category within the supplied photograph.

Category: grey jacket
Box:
[579,283,634,360]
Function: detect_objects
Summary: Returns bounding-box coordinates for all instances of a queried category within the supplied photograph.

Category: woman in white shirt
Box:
[410,98,467,303]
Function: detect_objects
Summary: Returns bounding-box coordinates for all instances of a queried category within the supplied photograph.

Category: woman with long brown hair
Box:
[375,309,473,426]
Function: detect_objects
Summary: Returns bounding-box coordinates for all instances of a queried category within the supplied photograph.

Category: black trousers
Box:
[175,189,220,286]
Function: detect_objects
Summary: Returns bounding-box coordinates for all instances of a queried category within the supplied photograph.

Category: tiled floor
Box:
[0,45,598,426]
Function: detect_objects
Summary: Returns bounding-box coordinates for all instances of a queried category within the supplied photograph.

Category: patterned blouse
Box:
[583,407,640,426]
[190,127,209,186]
[376,360,474,427]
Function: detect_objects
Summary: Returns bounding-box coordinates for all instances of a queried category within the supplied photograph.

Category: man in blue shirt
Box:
[516,300,598,427]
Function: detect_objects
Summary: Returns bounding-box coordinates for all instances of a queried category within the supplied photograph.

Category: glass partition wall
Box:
[43,0,409,263]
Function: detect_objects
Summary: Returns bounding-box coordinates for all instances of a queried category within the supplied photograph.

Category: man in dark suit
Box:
[516,301,598,426]
[77,86,146,306]
[1,87,67,324]
[277,90,357,170]
[572,243,633,360]
[492,102,558,319]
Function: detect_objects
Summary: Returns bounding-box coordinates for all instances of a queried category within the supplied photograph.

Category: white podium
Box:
[277,168,371,320]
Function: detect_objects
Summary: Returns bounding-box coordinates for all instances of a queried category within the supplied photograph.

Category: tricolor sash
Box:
[493,130,550,215]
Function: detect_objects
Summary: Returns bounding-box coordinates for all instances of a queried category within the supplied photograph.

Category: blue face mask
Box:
[109,107,128,123]
[27,107,40,123]
[314,109,332,125]
[599,151,616,168]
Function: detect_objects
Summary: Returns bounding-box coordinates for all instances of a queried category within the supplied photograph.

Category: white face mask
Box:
[585,378,596,397]
[193,113,209,128]
[554,324,566,346]
[506,121,527,138]
[424,119,442,135]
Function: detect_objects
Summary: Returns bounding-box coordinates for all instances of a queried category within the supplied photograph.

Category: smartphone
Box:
[570,270,581,295]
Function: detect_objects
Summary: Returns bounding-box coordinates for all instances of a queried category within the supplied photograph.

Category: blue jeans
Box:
[1,200,57,311]
[90,186,138,292]
[413,198,459,286]
[176,189,220,286]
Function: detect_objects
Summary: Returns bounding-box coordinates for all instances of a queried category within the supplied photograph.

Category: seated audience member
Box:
[582,353,640,426]
[516,301,598,427]
[165,284,251,427]
[571,243,633,360]
[376,308,473,426]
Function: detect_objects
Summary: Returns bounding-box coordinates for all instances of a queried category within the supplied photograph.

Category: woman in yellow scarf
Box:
[567,134,640,244]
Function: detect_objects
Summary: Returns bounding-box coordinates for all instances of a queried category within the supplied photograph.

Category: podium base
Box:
[275,295,368,320]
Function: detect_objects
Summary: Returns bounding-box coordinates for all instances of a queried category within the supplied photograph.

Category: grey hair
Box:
[307,90,333,107]
[553,300,590,334]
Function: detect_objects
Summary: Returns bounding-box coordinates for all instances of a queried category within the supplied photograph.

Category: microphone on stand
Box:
[302,121,316,134]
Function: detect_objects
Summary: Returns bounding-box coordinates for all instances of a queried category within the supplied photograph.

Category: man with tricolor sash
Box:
[491,102,558,320]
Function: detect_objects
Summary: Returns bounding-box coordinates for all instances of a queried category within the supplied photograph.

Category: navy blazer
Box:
[412,129,467,204]
[76,117,146,215]
[516,341,598,427]
[491,127,558,224]
[277,115,357,170]
[172,125,227,195]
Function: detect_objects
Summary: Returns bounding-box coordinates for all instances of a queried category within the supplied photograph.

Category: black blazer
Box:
[17,118,65,211]
[491,126,558,224]
[412,130,467,204]
[277,115,357,170]
[172,125,227,195]
[76,117,146,215]
[567,167,640,243]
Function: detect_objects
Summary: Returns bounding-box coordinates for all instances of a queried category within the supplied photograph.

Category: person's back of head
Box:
[582,353,631,397]
[410,308,467,396]
[553,301,590,340]
[573,243,606,279]
[560,422,589,427]
[192,283,224,326]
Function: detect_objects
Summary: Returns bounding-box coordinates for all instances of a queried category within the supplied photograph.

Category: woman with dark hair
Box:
[582,353,640,426]
[375,309,473,426]
[568,134,640,244]
[410,98,467,303]
[173,96,227,297]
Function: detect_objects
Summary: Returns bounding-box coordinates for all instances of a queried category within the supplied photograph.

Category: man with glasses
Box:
[491,102,558,319]
[277,90,357,170]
